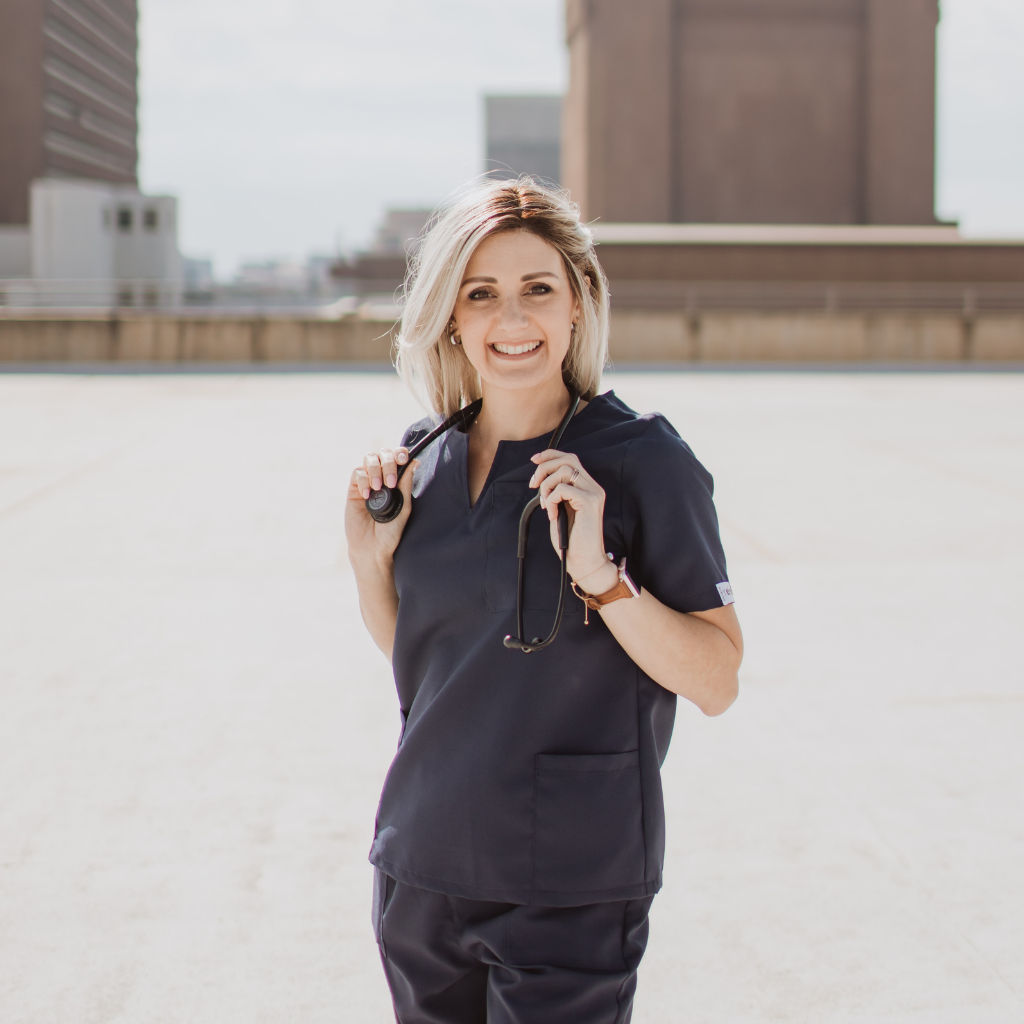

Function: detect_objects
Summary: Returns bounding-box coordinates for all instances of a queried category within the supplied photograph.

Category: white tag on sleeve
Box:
[716,581,735,605]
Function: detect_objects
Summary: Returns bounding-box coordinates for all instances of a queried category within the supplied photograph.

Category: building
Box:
[0,3,185,308]
[330,208,434,305]
[485,95,561,185]
[0,0,138,227]
[370,209,433,256]
[563,0,939,225]
[0,179,181,308]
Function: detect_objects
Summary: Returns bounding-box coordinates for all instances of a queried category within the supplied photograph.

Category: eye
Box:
[468,288,494,301]
[526,283,552,295]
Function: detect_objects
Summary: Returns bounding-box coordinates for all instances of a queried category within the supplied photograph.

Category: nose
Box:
[496,293,529,333]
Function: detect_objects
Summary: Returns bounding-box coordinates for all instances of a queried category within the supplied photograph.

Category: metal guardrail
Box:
[0,278,379,315]
[5,278,1024,317]
[608,281,1024,314]
[0,278,186,310]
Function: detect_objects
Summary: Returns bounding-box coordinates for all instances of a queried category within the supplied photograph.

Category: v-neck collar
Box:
[460,393,608,512]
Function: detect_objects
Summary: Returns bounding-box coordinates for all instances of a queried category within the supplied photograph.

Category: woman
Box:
[346,178,742,1023]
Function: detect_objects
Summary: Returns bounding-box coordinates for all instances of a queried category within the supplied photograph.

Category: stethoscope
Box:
[364,398,483,524]
[365,392,580,654]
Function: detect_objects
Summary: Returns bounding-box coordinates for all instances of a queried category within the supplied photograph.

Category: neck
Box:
[475,376,573,445]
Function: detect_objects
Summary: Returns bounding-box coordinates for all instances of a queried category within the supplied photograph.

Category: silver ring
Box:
[569,468,580,485]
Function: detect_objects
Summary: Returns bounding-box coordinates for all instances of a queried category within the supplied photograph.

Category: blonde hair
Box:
[395,177,610,418]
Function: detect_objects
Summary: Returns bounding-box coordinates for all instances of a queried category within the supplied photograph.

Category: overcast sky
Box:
[136,0,1024,277]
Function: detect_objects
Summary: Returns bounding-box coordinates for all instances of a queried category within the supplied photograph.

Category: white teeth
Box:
[493,341,541,355]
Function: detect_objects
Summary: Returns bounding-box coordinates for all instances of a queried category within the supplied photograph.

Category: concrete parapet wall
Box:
[607,311,1024,363]
[0,314,397,363]
[1,311,1022,364]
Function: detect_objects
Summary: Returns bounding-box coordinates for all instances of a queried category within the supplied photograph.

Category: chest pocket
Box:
[485,481,561,613]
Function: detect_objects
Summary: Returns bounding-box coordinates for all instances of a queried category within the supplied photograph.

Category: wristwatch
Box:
[571,556,640,624]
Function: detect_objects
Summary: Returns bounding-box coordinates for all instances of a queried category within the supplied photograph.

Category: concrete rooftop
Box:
[1,369,1022,1023]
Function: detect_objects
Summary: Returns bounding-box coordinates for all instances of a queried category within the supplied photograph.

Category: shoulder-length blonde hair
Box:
[395,177,610,418]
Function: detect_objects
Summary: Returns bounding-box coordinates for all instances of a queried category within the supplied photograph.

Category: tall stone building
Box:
[563,0,939,225]
[0,0,138,226]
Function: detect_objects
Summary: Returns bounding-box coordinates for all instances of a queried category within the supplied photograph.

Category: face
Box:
[452,229,579,394]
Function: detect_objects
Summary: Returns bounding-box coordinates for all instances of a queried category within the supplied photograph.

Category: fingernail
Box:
[528,474,536,487]
[372,477,381,490]
[362,488,370,499]
[386,474,397,488]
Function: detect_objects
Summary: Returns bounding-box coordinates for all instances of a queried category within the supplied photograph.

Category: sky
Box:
[136,0,1024,278]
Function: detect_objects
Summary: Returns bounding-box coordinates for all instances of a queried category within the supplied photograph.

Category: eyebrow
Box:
[461,271,559,285]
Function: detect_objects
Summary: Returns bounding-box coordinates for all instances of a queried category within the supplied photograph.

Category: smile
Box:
[492,341,542,356]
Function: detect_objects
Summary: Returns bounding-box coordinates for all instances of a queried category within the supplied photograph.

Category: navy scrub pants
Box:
[373,870,653,1024]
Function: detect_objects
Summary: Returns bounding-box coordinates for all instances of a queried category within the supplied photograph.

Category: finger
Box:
[538,463,574,504]
[395,446,410,465]
[530,449,576,474]
[530,448,565,464]
[544,482,590,518]
[539,463,593,506]
[353,467,371,499]
[363,452,383,491]
[529,452,581,489]
[379,447,398,488]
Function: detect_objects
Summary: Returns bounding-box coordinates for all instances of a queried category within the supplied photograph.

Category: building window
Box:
[143,208,158,231]
[117,208,133,232]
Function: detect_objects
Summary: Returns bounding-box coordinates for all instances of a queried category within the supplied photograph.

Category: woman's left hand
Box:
[529,450,618,592]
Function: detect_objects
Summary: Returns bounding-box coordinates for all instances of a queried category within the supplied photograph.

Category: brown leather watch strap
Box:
[571,558,640,624]
[572,577,634,611]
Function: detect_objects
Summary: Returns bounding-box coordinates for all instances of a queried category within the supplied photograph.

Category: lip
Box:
[489,340,544,359]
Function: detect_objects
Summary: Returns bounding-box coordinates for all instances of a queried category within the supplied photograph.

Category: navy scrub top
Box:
[369,391,732,907]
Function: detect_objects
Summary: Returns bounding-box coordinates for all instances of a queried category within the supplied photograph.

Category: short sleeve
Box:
[620,417,731,614]
[401,414,445,499]
[400,415,437,450]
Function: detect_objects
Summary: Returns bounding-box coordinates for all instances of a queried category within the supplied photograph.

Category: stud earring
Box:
[448,319,460,345]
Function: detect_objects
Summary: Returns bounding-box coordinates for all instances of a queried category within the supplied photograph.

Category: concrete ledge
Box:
[0,313,397,363]
[607,311,1024,362]
[1,311,1022,364]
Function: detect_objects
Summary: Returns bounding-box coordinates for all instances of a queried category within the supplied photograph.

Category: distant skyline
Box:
[137,0,1024,278]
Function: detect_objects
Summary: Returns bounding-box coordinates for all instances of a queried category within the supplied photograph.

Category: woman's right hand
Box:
[345,446,417,577]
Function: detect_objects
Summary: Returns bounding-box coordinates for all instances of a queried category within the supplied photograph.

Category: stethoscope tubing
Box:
[365,389,580,654]
[503,391,581,654]
[365,399,484,523]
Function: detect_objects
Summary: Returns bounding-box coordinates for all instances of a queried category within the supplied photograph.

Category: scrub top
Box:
[369,391,732,907]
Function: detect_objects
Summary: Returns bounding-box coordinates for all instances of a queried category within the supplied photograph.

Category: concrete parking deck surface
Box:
[1,370,1022,1023]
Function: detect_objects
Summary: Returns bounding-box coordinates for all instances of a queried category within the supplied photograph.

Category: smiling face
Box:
[452,229,579,395]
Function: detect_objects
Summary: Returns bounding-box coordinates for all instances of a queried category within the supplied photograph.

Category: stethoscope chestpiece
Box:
[503,634,543,653]
[366,485,404,524]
